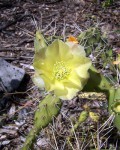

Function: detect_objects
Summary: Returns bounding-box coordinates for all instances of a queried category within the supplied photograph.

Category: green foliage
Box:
[94,0,114,7]
[102,0,114,7]
[78,27,105,56]
[22,95,62,150]
[78,27,114,72]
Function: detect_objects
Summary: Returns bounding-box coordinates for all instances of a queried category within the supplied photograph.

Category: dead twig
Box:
[0,47,34,52]
[0,14,34,32]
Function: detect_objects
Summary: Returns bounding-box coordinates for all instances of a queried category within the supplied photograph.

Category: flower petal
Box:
[34,57,54,78]
[58,40,73,61]
[54,88,68,97]
[66,72,82,89]
[75,58,91,78]
[68,56,89,69]
[33,47,46,71]
[46,40,73,62]
[66,42,86,57]
[42,75,53,90]
[45,40,60,62]
[32,73,45,89]
[60,87,79,100]
[51,81,68,96]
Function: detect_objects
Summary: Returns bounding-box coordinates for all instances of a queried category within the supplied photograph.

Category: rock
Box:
[0,135,7,141]
[0,58,25,93]
[0,140,10,146]
[37,138,50,148]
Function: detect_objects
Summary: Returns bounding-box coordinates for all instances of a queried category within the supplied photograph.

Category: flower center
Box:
[53,61,71,81]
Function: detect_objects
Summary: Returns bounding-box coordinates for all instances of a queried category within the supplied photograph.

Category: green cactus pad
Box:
[34,94,62,129]
[111,101,120,114]
[114,114,120,131]
[108,88,120,130]
[22,94,62,150]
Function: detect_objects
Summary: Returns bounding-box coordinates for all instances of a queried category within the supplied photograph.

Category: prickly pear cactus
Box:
[34,95,62,129]
[79,27,120,131]
[22,95,62,150]
[83,66,120,131]
[78,27,105,56]
[22,28,120,150]
[77,28,111,129]
[109,88,120,130]
[78,27,113,69]
[83,65,111,93]
[34,30,47,51]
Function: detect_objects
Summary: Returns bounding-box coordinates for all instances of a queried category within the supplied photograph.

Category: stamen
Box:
[53,61,71,80]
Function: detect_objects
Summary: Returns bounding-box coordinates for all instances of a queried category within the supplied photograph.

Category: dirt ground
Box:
[0,0,120,149]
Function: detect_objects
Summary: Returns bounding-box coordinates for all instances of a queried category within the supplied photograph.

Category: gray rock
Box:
[0,57,25,92]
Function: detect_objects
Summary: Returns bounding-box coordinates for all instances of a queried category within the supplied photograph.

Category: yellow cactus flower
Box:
[33,39,91,100]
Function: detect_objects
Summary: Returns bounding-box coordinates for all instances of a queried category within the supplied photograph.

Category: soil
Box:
[0,0,120,149]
